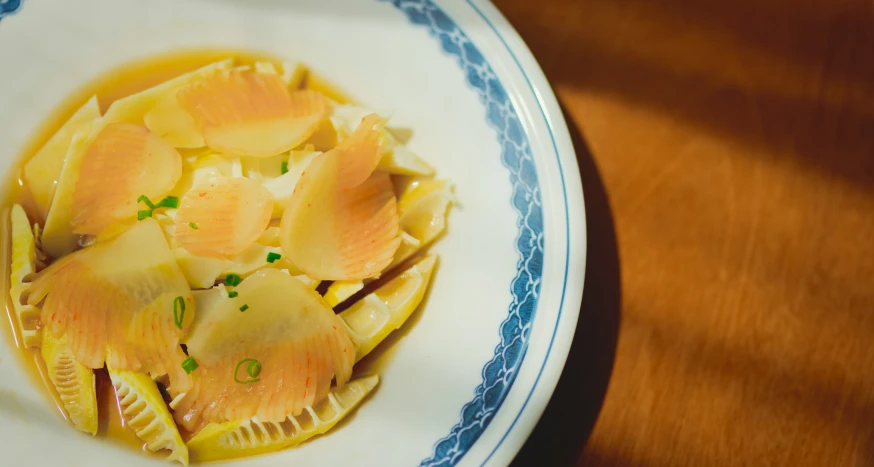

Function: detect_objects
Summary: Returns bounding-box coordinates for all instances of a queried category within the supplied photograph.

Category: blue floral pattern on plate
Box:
[381,1,544,466]
[2,0,543,463]
[0,0,21,20]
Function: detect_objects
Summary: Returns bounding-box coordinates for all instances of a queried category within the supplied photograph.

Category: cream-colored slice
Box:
[320,178,451,306]
[144,92,204,148]
[329,174,450,296]
[41,328,98,435]
[329,104,433,176]
[29,218,195,390]
[24,96,101,216]
[323,281,364,308]
[9,205,41,348]
[108,367,188,465]
[188,278,318,346]
[173,248,230,289]
[322,230,419,308]
[173,243,294,289]
[41,122,97,258]
[104,59,234,127]
[378,142,434,176]
[339,254,437,361]
[222,243,288,276]
[253,61,278,76]
[292,273,320,289]
[109,60,234,168]
[191,284,229,326]
[283,61,308,88]
[397,179,455,244]
[323,231,420,307]
[262,147,321,217]
[242,153,287,182]
[257,226,281,247]
[189,152,237,178]
[185,375,378,462]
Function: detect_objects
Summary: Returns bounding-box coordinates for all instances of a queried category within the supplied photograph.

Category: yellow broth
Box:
[1,49,356,457]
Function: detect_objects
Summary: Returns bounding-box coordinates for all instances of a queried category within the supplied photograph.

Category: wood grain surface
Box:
[497,0,874,466]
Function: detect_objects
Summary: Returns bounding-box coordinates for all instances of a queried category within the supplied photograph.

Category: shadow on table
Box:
[510,104,622,467]
[493,0,874,192]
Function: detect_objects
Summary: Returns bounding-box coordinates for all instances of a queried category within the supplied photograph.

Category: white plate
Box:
[0,1,585,466]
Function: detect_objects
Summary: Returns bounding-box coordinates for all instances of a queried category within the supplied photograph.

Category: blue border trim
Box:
[381,1,570,466]
[0,0,22,20]
[465,3,571,465]
[2,0,571,464]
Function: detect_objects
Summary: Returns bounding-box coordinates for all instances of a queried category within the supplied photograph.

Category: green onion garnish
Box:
[234,358,261,384]
[247,360,262,378]
[228,291,239,298]
[159,196,179,209]
[137,210,153,220]
[173,296,186,329]
[189,222,199,230]
[137,195,157,209]
[266,252,282,263]
[225,274,242,287]
[182,356,199,374]
[239,304,249,312]
[281,161,289,175]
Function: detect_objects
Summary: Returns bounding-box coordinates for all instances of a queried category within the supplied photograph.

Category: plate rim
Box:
[0,0,588,465]
[471,3,586,464]
[383,1,587,466]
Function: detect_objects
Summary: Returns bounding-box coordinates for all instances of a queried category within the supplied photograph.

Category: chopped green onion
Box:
[140,194,179,211]
[188,222,199,230]
[137,209,153,220]
[137,195,157,209]
[247,360,262,378]
[228,291,238,298]
[158,196,179,209]
[239,304,249,312]
[234,358,261,384]
[266,252,282,263]
[173,296,186,329]
[281,161,289,175]
[225,274,242,287]
[182,357,199,374]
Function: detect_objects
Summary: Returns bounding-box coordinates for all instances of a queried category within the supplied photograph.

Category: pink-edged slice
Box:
[27,219,195,391]
[71,123,182,235]
[173,269,354,431]
[280,114,400,280]
[177,69,330,157]
[175,177,273,258]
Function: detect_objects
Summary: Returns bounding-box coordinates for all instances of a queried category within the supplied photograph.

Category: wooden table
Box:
[498,0,874,465]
